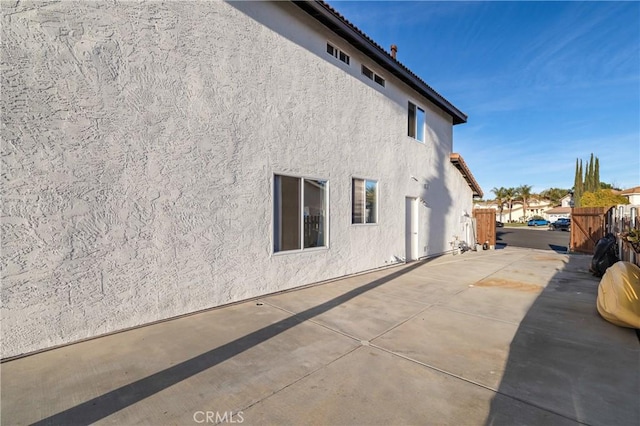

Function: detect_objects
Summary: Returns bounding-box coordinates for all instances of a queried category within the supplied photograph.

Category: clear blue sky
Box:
[328,1,640,197]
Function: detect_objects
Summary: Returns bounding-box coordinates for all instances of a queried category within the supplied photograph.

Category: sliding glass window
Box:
[274,175,327,252]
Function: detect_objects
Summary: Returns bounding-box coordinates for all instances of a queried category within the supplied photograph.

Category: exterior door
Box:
[405,197,418,261]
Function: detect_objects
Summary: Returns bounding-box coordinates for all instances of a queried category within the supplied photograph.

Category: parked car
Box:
[552,218,571,231]
[527,218,549,227]
[496,221,504,228]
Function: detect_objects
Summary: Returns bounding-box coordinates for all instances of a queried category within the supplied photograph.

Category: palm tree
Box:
[491,187,507,222]
[539,188,569,206]
[517,185,533,221]
[504,187,517,223]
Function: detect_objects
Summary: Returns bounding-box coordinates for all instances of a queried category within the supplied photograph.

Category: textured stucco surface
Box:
[1,1,474,358]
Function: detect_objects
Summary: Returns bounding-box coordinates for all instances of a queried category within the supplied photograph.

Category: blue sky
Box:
[328,1,640,197]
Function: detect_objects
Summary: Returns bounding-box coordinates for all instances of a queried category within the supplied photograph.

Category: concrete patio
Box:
[1,246,638,425]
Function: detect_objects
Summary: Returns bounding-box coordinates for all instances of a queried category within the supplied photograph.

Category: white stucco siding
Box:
[1,1,470,358]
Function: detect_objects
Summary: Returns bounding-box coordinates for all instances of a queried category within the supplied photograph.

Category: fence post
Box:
[631,207,637,265]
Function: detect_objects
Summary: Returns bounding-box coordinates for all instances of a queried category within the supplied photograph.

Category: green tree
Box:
[599,182,618,190]
[581,189,629,207]
[573,159,583,207]
[585,154,595,192]
[594,157,600,190]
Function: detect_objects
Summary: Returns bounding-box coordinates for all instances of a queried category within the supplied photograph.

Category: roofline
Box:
[619,186,640,195]
[450,153,483,198]
[291,1,468,125]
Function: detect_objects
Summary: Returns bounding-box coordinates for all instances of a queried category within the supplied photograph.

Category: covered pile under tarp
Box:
[597,261,640,328]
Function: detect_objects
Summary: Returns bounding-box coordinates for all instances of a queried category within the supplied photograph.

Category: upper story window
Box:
[326,43,350,65]
[408,102,426,143]
[361,65,385,87]
[352,178,378,224]
[274,174,328,253]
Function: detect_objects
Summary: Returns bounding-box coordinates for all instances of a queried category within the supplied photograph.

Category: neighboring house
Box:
[1,1,482,358]
[544,193,573,223]
[475,199,555,222]
[513,199,555,221]
[545,207,572,223]
[618,186,640,205]
[559,193,574,208]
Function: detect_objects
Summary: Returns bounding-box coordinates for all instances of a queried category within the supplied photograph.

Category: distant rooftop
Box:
[619,186,640,195]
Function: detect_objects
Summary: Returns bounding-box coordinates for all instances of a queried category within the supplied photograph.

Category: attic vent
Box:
[326,43,350,65]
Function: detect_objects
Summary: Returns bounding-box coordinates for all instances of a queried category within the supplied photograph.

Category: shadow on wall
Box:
[484,254,639,425]
[419,144,453,257]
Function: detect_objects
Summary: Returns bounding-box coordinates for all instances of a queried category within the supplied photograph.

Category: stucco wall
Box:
[1,1,473,358]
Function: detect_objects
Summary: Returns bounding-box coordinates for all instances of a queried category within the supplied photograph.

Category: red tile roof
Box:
[450,153,483,198]
[619,186,640,195]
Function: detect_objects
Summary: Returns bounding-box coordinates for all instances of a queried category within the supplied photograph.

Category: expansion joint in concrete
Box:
[368,343,590,426]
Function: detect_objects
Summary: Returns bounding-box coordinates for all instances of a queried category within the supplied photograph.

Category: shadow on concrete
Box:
[496,230,509,249]
[484,254,640,425]
[548,244,568,253]
[32,261,428,426]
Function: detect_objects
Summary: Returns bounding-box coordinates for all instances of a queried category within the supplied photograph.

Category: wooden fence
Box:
[570,205,640,267]
[607,205,640,267]
[303,215,323,248]
[570,207,612,254]
[473,208,496,248]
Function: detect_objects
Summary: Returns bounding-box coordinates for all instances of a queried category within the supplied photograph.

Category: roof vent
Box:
[391,44,397,59]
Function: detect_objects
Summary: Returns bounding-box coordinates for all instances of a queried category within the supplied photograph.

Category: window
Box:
[361,65,385,87]
[352,178,377,224]
[274,175,327,252]
[408,102,425,142]
[326,43,350,65]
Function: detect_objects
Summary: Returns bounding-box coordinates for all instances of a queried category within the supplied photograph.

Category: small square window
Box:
[362,65,385,87]
[327,43,350,65]
[362,65,373,79]
[327,44,335,56]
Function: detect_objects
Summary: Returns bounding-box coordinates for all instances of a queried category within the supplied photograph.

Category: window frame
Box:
[351,177,379,225]
[273,173,330,254]
[408,101,426,143]
[326,42,350,66]
[361,65,385,87]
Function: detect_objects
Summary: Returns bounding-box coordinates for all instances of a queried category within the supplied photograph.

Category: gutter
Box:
[292,0,468,125]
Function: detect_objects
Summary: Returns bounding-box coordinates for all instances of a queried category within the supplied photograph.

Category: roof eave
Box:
[291,0,467,125]
[450,153,483,198]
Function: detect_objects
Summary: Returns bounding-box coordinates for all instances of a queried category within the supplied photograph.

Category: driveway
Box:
[1,246,638,425]
[498,226,570,252]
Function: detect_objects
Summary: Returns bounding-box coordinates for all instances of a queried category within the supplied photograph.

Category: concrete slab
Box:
[494,326,640,425]
[2,246,638,426]
[442,285,541,325]
[1,302,359,425]
[372,305,520,390]
[263,285,429,341]
[242,345,576,426]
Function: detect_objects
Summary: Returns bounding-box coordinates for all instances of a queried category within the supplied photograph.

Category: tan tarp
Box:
[597,261,640,328]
